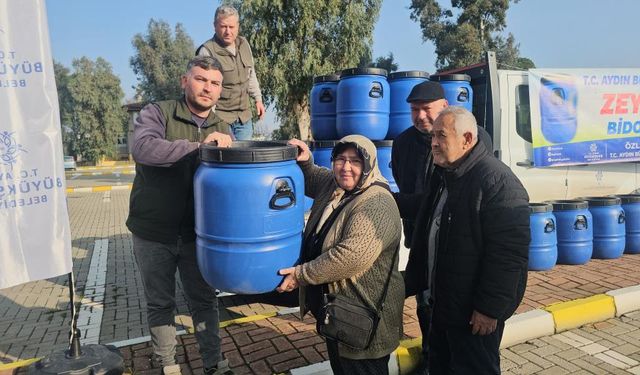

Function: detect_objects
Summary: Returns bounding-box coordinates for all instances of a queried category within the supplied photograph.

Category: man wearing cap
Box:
[391,80,448,371]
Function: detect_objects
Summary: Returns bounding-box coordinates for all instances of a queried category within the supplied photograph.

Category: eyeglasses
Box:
[333,156,363,168]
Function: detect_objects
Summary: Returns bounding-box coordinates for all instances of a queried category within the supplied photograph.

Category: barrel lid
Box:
[340,67,388,78]
[313,74,340,83]
[581,196,622,206]
[546,199,588,210]
[540,74,573,85]
[373,140,393,147]
[200,141,297,163]
[430,74,471,82]
[310,140,340,149]
[529,203,553,213]
[388,71,429,80]
[616,194,640,204]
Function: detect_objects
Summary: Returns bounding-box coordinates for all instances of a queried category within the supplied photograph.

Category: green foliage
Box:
[410,0,534,70]
[362,52,399,73]
[492,34,536,69]
[227,0,383,140]
[130,19,195,101]
[54,61,73,154]
[55,58,128,163]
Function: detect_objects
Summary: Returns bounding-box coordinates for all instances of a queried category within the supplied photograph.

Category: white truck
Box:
[436,51,640,202]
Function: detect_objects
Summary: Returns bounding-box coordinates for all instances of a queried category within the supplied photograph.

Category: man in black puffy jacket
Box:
[405,106,530,374]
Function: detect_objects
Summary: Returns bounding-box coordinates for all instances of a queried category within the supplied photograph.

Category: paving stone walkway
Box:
[1,190,640,374]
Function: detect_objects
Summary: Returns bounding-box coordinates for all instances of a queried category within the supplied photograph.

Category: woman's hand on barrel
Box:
[277,267,299,293]
[203,132,233,147]
[287,139,310,162]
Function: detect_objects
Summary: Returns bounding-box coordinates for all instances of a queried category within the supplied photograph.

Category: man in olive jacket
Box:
[196,4,265,140]
[405,107,529,374]
[127,56,233,375]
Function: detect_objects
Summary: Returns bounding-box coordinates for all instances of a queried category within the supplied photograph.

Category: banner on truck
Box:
[0,0,73,289]
[529,69,640,167]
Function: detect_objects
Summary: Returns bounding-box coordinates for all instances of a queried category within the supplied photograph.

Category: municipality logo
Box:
[0,131,28,170]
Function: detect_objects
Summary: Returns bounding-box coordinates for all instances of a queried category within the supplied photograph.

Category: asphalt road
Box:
[64,166,135,188]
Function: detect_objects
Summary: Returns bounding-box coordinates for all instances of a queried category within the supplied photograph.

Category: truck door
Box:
[565,158,638,198]
[503,71,570,202]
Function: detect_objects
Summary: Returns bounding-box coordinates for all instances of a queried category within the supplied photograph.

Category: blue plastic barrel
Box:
[617,194,640,254]
[387,71,429,140]
[373,140,398,193]
[310,74,340,140]
[310,140,338,169]
[528,203,558,271]
[195,141,304,294]
[583,197,626,259]
[336,68,390,140]
[430,74,473,112]
[540,75,578,144]
[548,200,593,265]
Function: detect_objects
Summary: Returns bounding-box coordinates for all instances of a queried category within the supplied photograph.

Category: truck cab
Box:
[436,52,640,202]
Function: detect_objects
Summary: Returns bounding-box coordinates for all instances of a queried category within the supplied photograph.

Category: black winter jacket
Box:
[392,126,494,246]
[404,141,530,326]
[391,126,432,245]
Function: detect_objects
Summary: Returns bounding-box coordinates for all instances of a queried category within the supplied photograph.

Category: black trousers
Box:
[428,320,505,375]
[326,339,390,375]
[416,296,432,358]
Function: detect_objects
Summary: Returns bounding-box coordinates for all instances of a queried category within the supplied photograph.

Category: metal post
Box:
[66,272,82,358]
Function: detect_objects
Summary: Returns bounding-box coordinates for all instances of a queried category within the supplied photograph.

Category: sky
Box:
[45,0,640,113]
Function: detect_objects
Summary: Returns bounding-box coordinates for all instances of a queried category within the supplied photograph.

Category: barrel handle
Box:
[544,218,555,233]
[619,211,626,224]
[574,215,588,230]
[457,87,469,103]
[369,82,383,99]
[319,88,334,103]
[269,180,296,210]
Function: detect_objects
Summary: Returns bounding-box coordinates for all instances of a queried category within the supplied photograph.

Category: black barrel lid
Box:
[310,140,340,149]
[616,194,640,204]
[546,199,589,210]
[388,71,430,80]
[529,203,553,213]
[580,196,622,206]
[200,141,297,163]
[340,67,388,78]
[373,140,393,147]
[540,74,573,86]
[430,74,471,82]
[313,74,340,83]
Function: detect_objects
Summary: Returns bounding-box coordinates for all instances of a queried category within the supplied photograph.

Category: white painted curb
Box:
[607,285,640,317]
[500,309,555,349]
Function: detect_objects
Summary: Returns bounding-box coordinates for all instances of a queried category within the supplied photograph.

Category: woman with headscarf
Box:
[278,135,404,375]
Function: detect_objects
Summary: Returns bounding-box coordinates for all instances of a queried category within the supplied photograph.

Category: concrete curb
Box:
[66,184,132,194]
[291,284,640,375]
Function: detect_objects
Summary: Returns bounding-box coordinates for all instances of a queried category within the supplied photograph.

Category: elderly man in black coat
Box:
[404,106,530,374]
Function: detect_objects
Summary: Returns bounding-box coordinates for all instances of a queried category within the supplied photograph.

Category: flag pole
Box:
[67,272,82,358]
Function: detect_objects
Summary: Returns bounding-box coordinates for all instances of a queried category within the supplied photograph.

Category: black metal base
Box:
[27,344,124,375]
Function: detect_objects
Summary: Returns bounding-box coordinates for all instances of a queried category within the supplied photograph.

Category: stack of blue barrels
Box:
[309,68,454,193]
[527,194,640,272]
[309,69,475,194]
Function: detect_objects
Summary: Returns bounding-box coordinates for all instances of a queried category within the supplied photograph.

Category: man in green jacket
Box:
[127,56,233,375]
[197,5,265,140]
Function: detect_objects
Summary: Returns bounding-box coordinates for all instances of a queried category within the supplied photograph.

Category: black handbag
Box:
[305,183,398,350]
[318,292,381,350]
[317,246,397,350]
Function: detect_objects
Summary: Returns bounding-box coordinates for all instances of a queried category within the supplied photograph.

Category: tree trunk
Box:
[294,102,311,141]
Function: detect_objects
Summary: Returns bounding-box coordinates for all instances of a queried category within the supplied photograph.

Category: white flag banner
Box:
[0,0,73,289]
